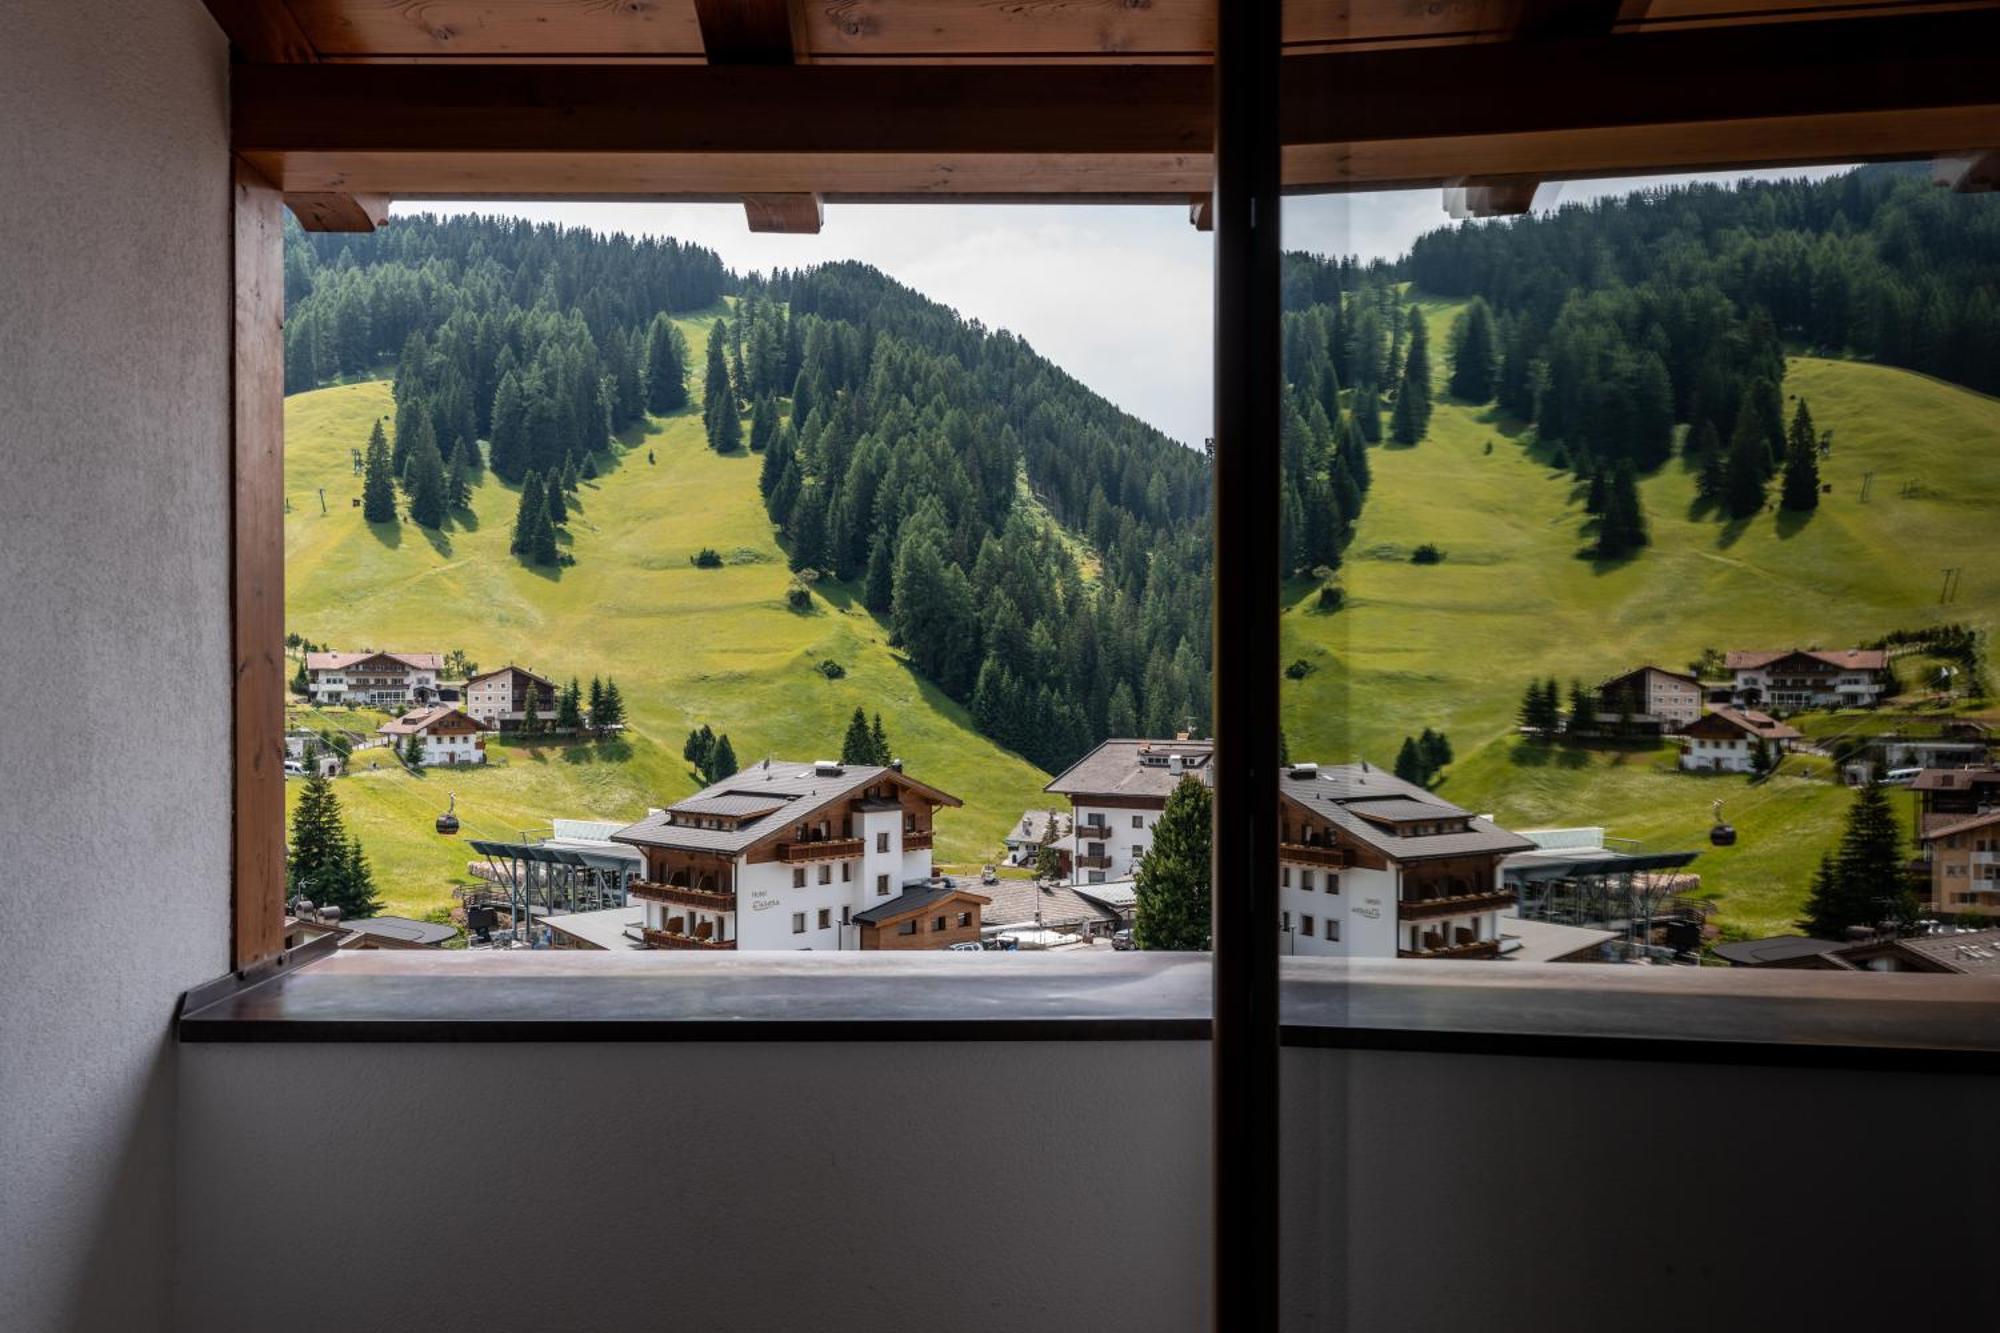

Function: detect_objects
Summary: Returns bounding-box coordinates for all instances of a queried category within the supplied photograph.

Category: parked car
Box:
[946,941,984,953]
[1883,767,1922,786]
[282,759,307,777]
[1111,928,1135,951]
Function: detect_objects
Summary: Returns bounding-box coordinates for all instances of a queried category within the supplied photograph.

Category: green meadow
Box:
[1283,298,1997,935]
[283,309,1052,920]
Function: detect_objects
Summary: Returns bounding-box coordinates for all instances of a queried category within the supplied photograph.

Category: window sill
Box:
[177,949,2000,1071]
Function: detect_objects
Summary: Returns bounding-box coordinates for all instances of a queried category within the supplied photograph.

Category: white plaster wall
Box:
[0,2,231,1329]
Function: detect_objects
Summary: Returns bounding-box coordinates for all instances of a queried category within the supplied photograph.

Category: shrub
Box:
[1410,543,1443,565]
[691,547,723,568]
[1316,584,1343,612]
[1284,659,1314,680]
[816,659,846,680]
[786,583,813,612]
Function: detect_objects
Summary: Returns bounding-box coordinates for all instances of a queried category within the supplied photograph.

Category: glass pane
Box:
[279,202,1210,955]
[1278,167,2000,970]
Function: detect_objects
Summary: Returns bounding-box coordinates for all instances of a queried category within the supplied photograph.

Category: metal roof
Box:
[613,759,960,855]
[1503,849,1701,882]
[1278,765,1535,863]
[468,839,637,874]
[852,881,990,927]
[1045,739,1216,801]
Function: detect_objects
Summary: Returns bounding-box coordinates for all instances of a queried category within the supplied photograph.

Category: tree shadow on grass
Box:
[365,519,402,549]
[1509,742,1555,767]
[1713,513,1754,550]
[1773,507,1814,540]
[451,503,480,533]
[419,526,452,558]
[562,738,634,765]
[523,559,563,584]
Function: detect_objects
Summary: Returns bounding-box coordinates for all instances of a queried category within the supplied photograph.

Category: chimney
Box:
[1169,753,1184,775]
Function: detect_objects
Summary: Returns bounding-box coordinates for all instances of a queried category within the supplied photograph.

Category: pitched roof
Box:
[611,759,960,855]
[1710,934,1843,966]
[1599,664,1699,691]
[1725,648,1887,672]
[1920,808,2000,842]
[1684,706,1802,740]
[851,880,991,927]
[979,879,1118,931]
[376,705,485,735]
[1045,738,1215,801]
[1877,929,2000,975]
[1279,764,1535,862]
[305,650,444,672]
[1006,809,1072,844]
[1911,767,2000,793]
[466,663,555,688]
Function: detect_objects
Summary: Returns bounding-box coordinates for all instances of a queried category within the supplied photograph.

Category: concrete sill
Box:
[177,949,2000,1072]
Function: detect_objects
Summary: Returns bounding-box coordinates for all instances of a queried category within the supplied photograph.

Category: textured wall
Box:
[0,2,231,1329]
[179,1041,1214,1332]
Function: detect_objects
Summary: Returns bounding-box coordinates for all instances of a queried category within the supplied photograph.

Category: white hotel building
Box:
[610,759,984,951]
[1047,740,1534,960]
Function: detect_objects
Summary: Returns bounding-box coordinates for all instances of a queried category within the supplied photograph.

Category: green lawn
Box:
[284,310,1052,919]
[1283,297,1997,934]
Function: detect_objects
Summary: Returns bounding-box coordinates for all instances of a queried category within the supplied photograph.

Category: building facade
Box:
[1921,809,2000,919]
[377,705,488,766]
[305,650,443,707]
[1048,740,1534,960]
[1678,707,1801,773]
[611,759,971,951]
[1596,665,1703,732]
[1044,738,1212,884]
[464,665,558,731]
[1726,649,1890,712]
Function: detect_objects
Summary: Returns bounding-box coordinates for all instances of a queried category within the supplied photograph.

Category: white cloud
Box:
[393,167,1853,449]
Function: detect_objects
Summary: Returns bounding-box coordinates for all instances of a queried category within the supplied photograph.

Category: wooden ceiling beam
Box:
[1189,194,1214,230]
[1444,176,1541,218]
[743,193,825,233]
[693,0,823,231]
[1934,150,2000,191]
[231,10,2000,198]
[282,191,392,231]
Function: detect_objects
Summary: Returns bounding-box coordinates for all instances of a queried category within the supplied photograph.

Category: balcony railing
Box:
[1280,842,1348,869]
[629,879,737,913]
[776,837,864,864]
[1398,888,1517,921]
[1078,853,1114,870]
[642,927,736,951]
[903,830,934,851]
[1077,821,1110,838]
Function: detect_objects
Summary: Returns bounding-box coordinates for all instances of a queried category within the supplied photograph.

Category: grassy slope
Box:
[1283,297,1994,936]
[284,310,1051,919]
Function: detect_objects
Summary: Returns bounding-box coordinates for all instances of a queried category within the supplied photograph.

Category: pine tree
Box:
[543,470,568,526]
[560,452,579,494]
[1593,461,1648,559]
[703,320,735,448]
[1543,678,1563,733]
[529,492,560,566]
[288,773,353,904]
[1569,680,1598,734]
[749,394,778,453]
[1800,782,1922,937]
[1420,727,1453,777]
[445,436,474,510]
[521,688,541,736]
[684,723,714,774]
[1394,736,1426,785]
[840,707,874,765]
[402,732,425,768]
[590,677,607,725]
[404,427,449,528]
[1133,776,1212,951]
[1723,398,1769,518]
[1448,297,1498,402]
[1780,398,1822,512]
[1402,306,1432,433]
[710,732,737,780]
[644,314,689,414]
[361,420,397,524]
[291,659,310,697]
[581,453,598,481]
[1389,380,1424,445]
[1106,681,1139,737]
[597,678,625,730]
[510,471,545,555]
[870,713,891,766]
[556,677,583,732]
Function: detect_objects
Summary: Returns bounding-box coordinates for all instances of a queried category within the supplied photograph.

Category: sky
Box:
[394,167,1849,447]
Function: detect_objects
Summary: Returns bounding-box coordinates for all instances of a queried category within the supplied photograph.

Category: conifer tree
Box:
[644,313,689,414]
[1133,776,1212,951]
[1034,810,1064,885]
[597,678,625,731]
[684,723,713,774]
[291,660,310,696]
[1569,680,1598,734]
[398,411,438,495]
[590,677,607,724]
[1389,380,1423,445]
[840,706,874,766]
[404,427,449,528]
[560,452,579,493]
[1593,461,1648,558]
[1420,727,1453,777]
[1106,681,1139,738]
[710,732,737,780]
[402,732,425,768]
[1799,782,1921,937]
[557,677,583,732]
[333,833,382,920]
[749,394,778,453]
[543,470,568,526]
[580,453,598,481]
[445,436,474,510]
[510,471,545,555]
[521,686,541,736]
[1780,399,1822,512]
[1448,297,1498,402]
[489,370,527,480]
[289,773,361,909]
[1394,736,1426,785]
[703,321,734,431]
[870,713,891,766]
[530,492,560,565]
[361,420,397,524]
[1723,402,1770,518]
[1402,306,1432,433]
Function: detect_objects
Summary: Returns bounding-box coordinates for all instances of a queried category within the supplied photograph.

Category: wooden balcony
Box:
[1399,937,1503,960]
[1280,842,1348,869]
[628,879,737,913]
[1398,888,1516,922]
[1078,853,1114,870]
[642,927,736,951]
[776,837,864,864]
[1076,821,1110,838]
[903,830,934,852]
